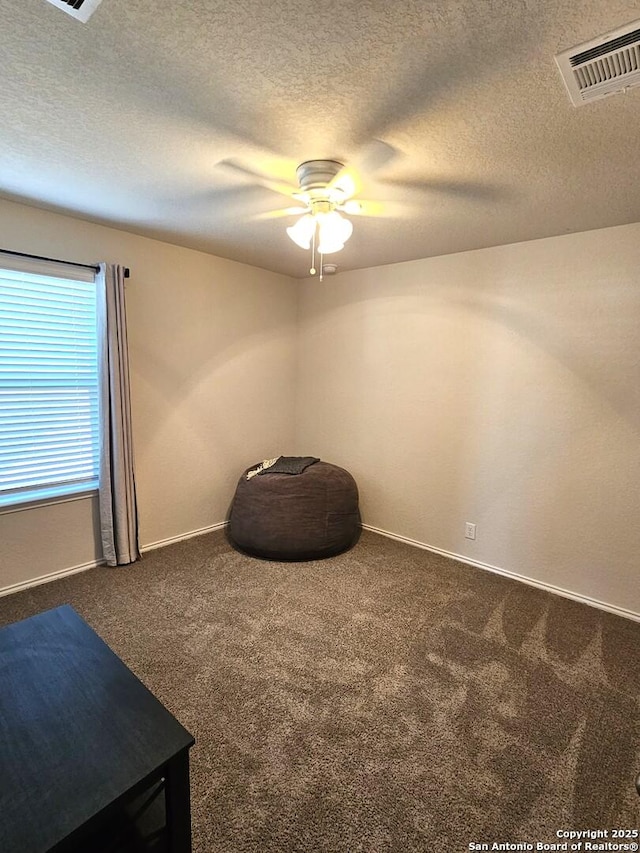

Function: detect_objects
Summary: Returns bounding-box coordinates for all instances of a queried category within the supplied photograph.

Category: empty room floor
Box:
[1,530,638,852]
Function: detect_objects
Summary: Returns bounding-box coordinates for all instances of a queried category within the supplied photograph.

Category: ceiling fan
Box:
[219,141,398,279]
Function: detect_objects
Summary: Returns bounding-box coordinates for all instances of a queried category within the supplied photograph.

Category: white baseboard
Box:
[0,558,105,598]
[0,522,228,598]
[5,521,635,624]
[141,521,228,553]
[362,524,640,623]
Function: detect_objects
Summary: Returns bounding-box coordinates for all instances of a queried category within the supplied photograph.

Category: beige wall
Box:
[0,198,298,590]
[2,199,638,618]
[295,223,640,616]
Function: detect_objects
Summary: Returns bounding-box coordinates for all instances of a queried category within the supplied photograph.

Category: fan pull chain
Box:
[310,224,316,276]
[319,252,324,282]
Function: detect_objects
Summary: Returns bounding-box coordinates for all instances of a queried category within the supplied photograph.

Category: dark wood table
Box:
[0,605,195,853]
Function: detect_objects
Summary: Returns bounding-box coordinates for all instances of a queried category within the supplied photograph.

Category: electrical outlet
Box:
[465,522,476,540]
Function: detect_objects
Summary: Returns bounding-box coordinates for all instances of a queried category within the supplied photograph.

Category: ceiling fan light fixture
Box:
[316,211,353,254]
[317,238,345,255]
[286,160,360,277]
[286,213,315,249]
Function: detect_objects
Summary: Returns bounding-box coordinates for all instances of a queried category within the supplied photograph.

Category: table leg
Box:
[165,750,192,853]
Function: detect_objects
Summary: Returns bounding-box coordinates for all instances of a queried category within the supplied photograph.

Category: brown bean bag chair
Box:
[228,460,360,560]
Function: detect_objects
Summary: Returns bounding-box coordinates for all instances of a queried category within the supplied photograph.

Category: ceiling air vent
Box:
[43,0,104,23]
[555,19,640,106]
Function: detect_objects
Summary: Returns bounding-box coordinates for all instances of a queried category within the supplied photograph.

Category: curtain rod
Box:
[0,248,130,278]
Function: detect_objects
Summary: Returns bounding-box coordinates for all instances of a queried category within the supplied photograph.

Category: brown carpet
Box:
[1,530,639,852]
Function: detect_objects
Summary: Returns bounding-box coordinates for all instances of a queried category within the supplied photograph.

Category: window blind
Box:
[0,261,99,508]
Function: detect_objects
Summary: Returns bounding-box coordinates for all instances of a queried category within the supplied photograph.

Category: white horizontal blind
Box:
[0,261,99,508]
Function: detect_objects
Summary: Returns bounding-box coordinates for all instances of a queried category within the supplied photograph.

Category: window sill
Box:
[0,483,99,516]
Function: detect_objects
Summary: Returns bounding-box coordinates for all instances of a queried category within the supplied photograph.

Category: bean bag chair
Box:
[228,459,360,561]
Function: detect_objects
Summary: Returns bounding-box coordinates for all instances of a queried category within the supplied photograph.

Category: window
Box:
[0,256,100,509]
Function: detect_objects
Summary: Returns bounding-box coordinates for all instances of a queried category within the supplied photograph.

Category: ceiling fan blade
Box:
[338,198,418,219]
[382,177,505,204]
[328,140,398,200]
[252,206,309,221]
[327,168,359,202]
[352,140,398,175]
[217,160,298,199]
[165,184,276,220]
[339,199,385,216]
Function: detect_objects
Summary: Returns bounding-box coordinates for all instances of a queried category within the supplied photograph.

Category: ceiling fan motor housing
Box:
[296,160,343,193]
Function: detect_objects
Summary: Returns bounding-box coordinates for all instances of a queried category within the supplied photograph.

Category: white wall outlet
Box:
[465,522,476,540]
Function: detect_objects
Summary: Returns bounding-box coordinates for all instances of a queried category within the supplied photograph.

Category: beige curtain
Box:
[97,263,140,566]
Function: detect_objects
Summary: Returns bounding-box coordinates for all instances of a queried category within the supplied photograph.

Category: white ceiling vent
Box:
[555,19,640,106]
[43,0,104,23]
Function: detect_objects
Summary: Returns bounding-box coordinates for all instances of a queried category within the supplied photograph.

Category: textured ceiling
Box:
[1,0,639,277]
